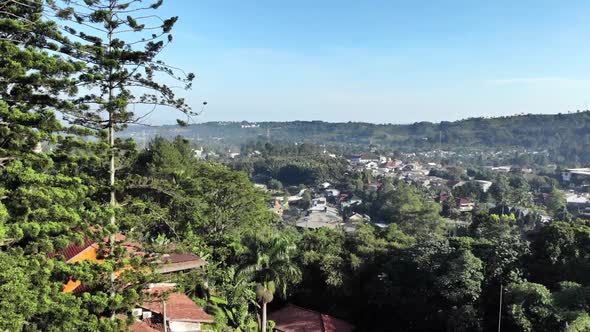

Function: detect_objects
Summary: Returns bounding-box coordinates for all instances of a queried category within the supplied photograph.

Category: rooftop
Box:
[269,304,354,332]
[141,286,214,323]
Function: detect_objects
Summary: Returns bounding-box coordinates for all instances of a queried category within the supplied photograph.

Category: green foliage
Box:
[128,138,277,263]
[453,181,486,202]
[299,227,346,287]
[240,233,302,300]
[546,189,567,217]
[231,142,349,186]
[566,313,590,332]
[437,250,484,304]
[505,282,559,332]
[126,112,590,164]
[529,220,590,287]
[368,179,444,237]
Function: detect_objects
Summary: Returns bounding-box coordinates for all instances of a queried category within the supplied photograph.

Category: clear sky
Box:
[152,0,590,124]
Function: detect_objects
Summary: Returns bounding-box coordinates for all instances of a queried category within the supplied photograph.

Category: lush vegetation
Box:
[3,1,590,332]
[230,142,348,187]
[126,111,590,164]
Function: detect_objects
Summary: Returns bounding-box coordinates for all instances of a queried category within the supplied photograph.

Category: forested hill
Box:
[124,111,590,156]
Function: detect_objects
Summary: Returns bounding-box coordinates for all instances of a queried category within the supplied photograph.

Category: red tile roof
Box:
[141,287,214,323]
[269,304,354,332]
[49,233,144,262]
[47,238,96,261]
[107,233,145,256]
[71,283,89,295]
[456,197,473,205]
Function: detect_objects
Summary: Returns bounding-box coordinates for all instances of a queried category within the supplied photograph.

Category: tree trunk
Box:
[261,301,267,332]
[107,2,116,319]
[108,109,116,320]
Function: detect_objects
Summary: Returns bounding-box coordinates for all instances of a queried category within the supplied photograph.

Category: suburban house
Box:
[348,155,362,164]
[340,196,362,209]
[349,153,381,165]
[456,197,475,212]
[269,304,354,332]
[486,165,512,173]
[452,180,493,192]
[48,233,143,293]
[348,213,370,223]
[49,232,213,331]
[562,168,590,183]
[132,283,214,332]
[50,233,207,291]
[382,159,400,169]
[296,207,343,229]
[365,161,379,169]
[566,193,590,218]
[566,193,590,207]
[325,188,341,198]
[474,180,493,192]
[309,197,328,212]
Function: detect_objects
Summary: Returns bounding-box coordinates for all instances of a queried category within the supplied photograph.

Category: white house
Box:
[474,180,493,192]
[562,168,590,182]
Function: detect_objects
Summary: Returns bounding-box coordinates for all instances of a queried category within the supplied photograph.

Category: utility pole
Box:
[163,300,168,332]
[498,284,503,332]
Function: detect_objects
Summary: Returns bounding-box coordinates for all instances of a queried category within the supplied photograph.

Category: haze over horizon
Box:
[152,1,590,125]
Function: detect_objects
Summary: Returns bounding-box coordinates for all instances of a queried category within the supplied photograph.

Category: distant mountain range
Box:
[122,111,590,163]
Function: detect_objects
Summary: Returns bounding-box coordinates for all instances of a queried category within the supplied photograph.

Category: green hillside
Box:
[124,111,590,163]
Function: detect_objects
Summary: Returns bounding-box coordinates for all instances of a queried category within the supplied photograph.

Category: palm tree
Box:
[208,266,259,330]
[256,282,275,332]
[240,234,302,332]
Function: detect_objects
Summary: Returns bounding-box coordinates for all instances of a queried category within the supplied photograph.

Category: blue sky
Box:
[152,0,590,124]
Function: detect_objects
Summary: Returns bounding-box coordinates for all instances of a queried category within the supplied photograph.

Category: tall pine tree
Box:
[0,0,133,330]
[43,0,200,322]
[46,0,198,241]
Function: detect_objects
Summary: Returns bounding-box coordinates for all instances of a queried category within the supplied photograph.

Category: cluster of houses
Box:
[259,149,590,234]
[295,195,359,232]
[49,233,213,332]
[348,153,442,186]
[193,147,219,160]
[259,180,367,232]
[50,232,355,332]
[346,154,488,214]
